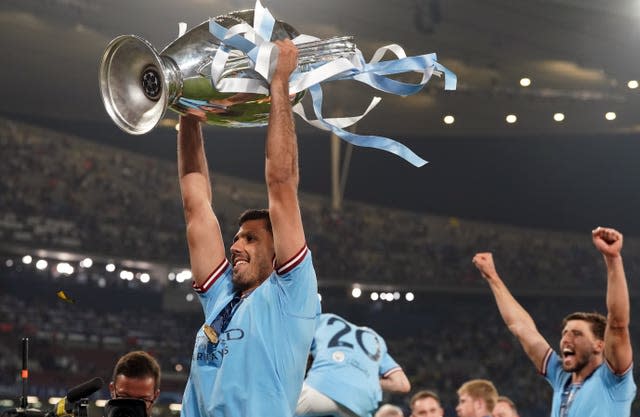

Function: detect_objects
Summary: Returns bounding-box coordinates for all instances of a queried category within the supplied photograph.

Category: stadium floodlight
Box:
[56,263,74,275]
[36,260,48,270]
[176,269,192,283]
[106,263,116,272]
[370,292,379,301]
[405,292,415,301]
[351,287,362,298]
[22,255,32,265]
[80,258,93,268]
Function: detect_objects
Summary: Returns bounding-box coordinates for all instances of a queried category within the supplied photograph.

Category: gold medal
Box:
[203,324,219,344]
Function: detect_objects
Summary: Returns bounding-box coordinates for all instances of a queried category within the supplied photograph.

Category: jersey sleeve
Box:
[378,338,401,377]
[601,361,637,402]
[542,349,565,390]
[274,246,319,319]
[193,258,233,313]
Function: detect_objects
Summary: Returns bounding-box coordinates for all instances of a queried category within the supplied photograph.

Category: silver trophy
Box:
[99,9,356,134]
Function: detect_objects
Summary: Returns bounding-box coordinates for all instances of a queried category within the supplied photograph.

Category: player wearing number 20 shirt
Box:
[298,313,411,417]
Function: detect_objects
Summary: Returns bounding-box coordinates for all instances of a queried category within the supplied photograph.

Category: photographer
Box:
[109,351,160,416]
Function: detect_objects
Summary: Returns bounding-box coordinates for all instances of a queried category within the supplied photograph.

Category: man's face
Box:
[110,375,158,415]
[455,393,477,417]
[230,219,274,292]
[411,397,444,417]
[492,401,517,417]
[559,319,602,373]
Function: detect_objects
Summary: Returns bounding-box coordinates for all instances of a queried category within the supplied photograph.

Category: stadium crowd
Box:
[2,118,639,291]
[1,118,639,416]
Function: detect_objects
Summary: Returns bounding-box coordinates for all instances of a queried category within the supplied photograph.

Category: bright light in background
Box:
[140,273,150,283]
[95,400,108,408]
[628,80,638,89]
[27,396,39,405]
[443,115,455,125]
[80,258,93,268]
[506,114,517,124]
[169,404,182,412]
[185,293,194,302]
[175,363,184,372]
[119,270,134,280]
[519,77,531,87]
[175,123,181,131]
[317,293,322,302]
[98,278,106,288]
[176,270,192,283]
[605,112,617,121]
[393,292,400,300]
[553,113,565,122]
[370,292,379,301]
[56,263,74,275]
[405,292,415,301]
[48,397,62,405]
[351,287,362,298]
[105,263,116,272]
[22,255,32,265]
[6,259,14,267]
[36,260,48,270]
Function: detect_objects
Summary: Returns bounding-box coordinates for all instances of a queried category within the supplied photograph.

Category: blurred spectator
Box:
[492,396,519,417]
[375,404,404,417]
[409,390,444,417]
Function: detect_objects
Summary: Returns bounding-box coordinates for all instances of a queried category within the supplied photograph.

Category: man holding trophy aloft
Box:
[177,38,320,417]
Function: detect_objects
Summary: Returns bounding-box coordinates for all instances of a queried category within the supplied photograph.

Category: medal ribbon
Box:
[206,292,243,344]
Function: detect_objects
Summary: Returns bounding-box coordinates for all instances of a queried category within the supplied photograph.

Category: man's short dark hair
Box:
[410,390,441,408]
[562,312,606,340]
[112,351,161,390]
[238,209,272,233]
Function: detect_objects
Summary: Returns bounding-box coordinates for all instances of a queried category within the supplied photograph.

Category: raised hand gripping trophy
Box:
[99,1,456,166]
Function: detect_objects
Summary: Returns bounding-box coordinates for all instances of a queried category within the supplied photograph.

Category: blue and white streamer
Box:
[207,0,457,167]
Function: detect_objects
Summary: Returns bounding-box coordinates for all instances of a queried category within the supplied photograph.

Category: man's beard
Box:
[562,350,591,373]
[232,267,269,292]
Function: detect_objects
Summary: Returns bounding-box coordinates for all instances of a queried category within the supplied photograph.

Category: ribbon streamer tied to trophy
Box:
[99,0,456,166]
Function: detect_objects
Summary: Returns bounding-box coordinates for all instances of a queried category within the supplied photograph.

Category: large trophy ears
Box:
[99,35,170,135]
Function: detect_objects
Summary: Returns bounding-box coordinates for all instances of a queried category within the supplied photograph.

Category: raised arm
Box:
[178,115,226,287]
[472,253,552,372]
[592,226,633,374]
[265,39,306,266]
[379,369,411,393]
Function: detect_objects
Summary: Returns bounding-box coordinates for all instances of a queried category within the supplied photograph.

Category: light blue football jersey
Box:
[181,246,320,417]
[303,313,402,417]
[543,349,636,417]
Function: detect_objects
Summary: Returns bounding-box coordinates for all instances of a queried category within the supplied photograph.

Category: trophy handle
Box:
[99,35,182,135]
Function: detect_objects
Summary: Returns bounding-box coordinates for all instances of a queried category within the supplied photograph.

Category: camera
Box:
[103,399,147,417]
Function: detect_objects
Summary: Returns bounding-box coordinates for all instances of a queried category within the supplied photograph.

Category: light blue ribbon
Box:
[307,84,427,167]
[206,0,457,166]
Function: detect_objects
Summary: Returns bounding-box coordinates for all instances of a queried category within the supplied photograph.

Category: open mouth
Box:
[562,348,575,359]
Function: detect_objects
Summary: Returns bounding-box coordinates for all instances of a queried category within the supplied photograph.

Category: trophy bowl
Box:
[99,9,355,134]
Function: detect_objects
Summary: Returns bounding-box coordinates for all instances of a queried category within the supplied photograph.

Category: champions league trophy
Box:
[99,1,456,166]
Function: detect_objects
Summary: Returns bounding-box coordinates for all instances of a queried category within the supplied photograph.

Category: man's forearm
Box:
[178,115,212,202]
[265,78,298,188]
[605,255,630,328]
